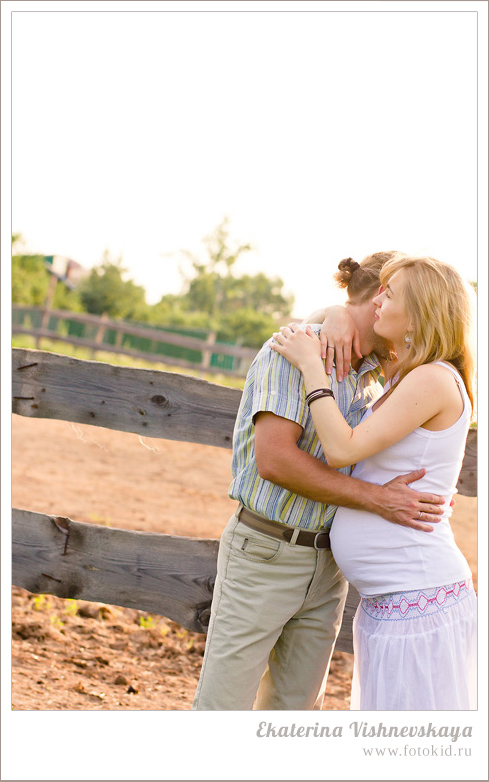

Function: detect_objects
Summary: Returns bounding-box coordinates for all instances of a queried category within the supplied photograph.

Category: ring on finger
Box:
[417,510,422,520]
[326,345,335,350]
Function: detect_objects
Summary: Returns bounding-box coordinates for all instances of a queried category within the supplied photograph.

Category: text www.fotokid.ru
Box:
[362,744,472,757]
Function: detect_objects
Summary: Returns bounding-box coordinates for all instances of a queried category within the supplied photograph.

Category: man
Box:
[192,252,445,711]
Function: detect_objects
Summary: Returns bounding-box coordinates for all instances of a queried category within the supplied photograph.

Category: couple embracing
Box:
[193,251,477,711]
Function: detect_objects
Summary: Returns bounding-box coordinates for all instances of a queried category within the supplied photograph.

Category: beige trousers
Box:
[192,511,348,711]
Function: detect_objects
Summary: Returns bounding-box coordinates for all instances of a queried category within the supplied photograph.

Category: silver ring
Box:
[418,511,422,520]
[326,345,335,350]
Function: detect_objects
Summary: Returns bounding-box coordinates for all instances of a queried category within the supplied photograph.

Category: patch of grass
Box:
[64,600,79,617]
[88,512,112,527]
[32,594,51,611]
[139,615,156,630]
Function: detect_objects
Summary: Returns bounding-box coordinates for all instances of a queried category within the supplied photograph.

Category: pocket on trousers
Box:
[235,533,283,563]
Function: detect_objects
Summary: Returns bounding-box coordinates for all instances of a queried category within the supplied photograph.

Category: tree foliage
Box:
[12,235,82,310]
[162,218,294,346]
[78,253,147,320]
[12,252,51,306]
[12,222,295,350]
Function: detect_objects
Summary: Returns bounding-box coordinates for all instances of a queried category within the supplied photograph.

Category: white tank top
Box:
[330,362,473,596]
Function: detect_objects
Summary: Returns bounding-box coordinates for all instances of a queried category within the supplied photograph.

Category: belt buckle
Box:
[313,531,329,550]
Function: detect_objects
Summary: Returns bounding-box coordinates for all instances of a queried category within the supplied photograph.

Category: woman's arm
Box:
[254,412,444,531]
[271,325,451,468]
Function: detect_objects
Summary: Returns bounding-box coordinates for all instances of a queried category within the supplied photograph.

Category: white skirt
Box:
[351,579,477,710]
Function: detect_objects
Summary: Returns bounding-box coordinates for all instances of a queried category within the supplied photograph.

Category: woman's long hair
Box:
[380,254,476,412]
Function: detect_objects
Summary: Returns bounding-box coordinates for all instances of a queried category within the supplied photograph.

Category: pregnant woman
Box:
[272,253,477,710]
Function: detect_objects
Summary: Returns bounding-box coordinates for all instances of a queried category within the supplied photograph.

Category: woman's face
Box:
[372,270,413,347]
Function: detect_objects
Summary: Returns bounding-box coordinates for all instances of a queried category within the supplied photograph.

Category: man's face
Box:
[346,290,394,360]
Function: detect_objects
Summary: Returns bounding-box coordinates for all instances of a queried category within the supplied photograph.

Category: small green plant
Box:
[32,594,51,611]
[64,599,78,616]
[88,513,112,527]
[139,615,155,630]
[173,626,194,649]
[50,615,64,628]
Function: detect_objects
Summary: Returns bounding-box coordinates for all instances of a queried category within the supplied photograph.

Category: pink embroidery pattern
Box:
[361,579,473,621]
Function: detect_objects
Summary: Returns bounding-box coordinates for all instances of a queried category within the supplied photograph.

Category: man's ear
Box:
[377,285,384,295]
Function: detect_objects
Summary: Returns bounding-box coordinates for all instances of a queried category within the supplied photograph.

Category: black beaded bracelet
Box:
[305,388,335,405]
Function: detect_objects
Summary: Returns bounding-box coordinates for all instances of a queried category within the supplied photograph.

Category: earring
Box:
[404,333,412,350]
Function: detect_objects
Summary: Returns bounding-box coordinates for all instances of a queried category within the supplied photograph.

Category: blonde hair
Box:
[380,254,476,411]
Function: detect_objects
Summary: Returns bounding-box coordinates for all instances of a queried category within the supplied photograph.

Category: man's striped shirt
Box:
[229,326,382,531]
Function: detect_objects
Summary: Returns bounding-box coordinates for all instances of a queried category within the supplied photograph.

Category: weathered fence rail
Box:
[12,347,477,653]
[12,346,242,447]
[12,509,219,634]
[12,305,258,377]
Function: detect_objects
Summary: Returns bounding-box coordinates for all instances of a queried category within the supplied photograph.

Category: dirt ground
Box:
[11,415,477,711]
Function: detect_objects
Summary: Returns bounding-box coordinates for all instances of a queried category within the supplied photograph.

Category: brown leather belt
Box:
[237,505,331,550]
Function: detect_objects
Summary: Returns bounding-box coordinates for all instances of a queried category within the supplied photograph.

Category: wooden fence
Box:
[12,305,258,377]
[12,347,477,652]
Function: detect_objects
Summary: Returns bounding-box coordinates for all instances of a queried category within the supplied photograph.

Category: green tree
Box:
[78,253,148,320]
[179,217,253,320]
[51,281,84,312]
[163,218,294,341]
[12,234,83,310]
[147,295,211,330]
[12,252,51,306]
[223,272,294,318]
[218,308,285,350]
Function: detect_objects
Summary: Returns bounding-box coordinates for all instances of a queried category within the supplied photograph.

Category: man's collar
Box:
[309,326,381,379]
[351,353,382,380]
[360,352,382,371]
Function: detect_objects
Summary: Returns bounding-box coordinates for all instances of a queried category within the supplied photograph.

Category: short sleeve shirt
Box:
[229,325,382,531]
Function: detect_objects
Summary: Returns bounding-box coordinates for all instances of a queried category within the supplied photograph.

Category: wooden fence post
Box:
[91,312,109,358]
[201,331,217,370]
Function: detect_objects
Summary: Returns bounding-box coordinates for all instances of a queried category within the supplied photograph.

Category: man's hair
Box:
[334,251,399,302]
[380,253,476,412]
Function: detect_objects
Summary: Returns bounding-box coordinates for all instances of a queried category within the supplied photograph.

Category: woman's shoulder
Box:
[385,362,461,391]
[394,362,462,398]
[408,361,462,383]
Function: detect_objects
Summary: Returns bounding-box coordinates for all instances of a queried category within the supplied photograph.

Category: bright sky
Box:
[9,2,482,317]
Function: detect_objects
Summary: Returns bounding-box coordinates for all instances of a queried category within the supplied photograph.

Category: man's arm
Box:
[254,412,445,532]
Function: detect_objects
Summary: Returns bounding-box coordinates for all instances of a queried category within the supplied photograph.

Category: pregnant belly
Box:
[330,507,424,595]
[330,507,470,597]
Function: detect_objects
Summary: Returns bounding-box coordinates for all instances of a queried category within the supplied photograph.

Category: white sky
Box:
[9,3,482,316]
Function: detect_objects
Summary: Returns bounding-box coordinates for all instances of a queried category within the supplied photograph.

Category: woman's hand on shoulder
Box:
[319,305,362,380]
[271,324,323,373]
